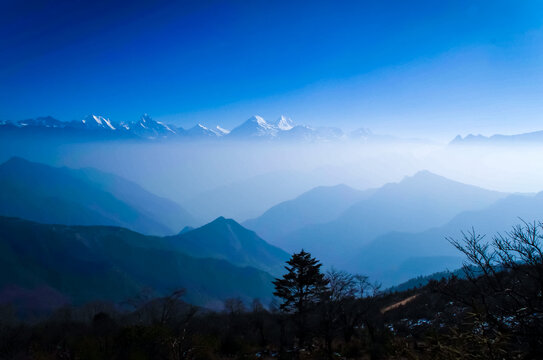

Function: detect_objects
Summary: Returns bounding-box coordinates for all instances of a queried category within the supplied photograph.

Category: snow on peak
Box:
[216,125,230,135]
[247,115,270,127]
[141,113,152,122]
[229,115,289,138]
[184,123,221,137]
[119,122,131,130]
[135,114,176,134]
[94,115,115,130]
[82,115,116,130]
[139,113,153,129]
[276,115,294,130]
[156,121,176,133]
[8,113,372,143]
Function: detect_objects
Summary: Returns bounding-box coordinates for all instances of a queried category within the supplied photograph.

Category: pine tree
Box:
[273,249,329,348]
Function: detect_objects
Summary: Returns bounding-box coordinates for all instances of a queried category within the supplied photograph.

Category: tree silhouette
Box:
[273,249,329,349]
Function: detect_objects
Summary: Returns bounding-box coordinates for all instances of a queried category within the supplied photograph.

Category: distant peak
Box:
[82,114,116,130]
[246,115,268,126]
[400,170,451,185]
[3,156,30,165]
[141,113,152,122]
[275,115,294,130]
[184,123,221,137]
[1,156,45,170]
[207,216,241,227]
[411,170,440,178]
[178,226,195,235]
[248,115,264,121]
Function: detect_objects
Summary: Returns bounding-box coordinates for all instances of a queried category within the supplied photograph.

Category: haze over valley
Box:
[2,125,543,293]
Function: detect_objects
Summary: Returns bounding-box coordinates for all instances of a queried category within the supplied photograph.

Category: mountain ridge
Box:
[347,191,543,286]
[269,170,508,266]
[165,216,290,276]
[0,114,415,143]
[0,157,195,235]
[450,130,543,145]
[243,184,375,242]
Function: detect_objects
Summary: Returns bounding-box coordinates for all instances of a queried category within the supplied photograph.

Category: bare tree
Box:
[445,220,543,358]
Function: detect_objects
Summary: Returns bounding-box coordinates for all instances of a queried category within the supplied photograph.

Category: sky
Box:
[1,0,543,139]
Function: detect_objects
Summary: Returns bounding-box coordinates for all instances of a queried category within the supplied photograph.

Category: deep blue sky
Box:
[1,0,543,137]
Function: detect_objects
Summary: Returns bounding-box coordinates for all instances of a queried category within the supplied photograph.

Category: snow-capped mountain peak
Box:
[0,113,377,143]
[184,123,221,137]
[228,115,278,138]
[248,115,273,128]
[82,115,116,130]
[131,113,178,137]
[139,114,150,128]
[141,114,176,134]
[275,115,294,131]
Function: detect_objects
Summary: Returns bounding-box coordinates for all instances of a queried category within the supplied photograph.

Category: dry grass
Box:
[380,294,419,314]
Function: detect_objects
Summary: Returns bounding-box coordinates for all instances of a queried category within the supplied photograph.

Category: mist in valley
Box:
[2,136,542,222]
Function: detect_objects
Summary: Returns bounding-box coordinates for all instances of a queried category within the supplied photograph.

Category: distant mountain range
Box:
[0,157,195,235]
[246,171,508,267]
[243,184,375,242]
[450,130,543,145]
[242,170,543,286]
[7,113,543,145]
[4,156,542,310]
[0,215,286,310]
[349,191,543,286]
[0,113,404,143]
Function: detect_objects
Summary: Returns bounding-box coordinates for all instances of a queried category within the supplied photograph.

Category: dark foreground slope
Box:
[1,245,541,359]
[0,216,275,310]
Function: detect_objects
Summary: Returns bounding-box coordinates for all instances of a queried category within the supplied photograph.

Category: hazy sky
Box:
[1,0,543,139]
